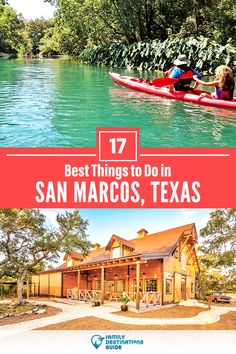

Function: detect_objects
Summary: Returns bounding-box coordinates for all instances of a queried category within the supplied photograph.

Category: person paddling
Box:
[165,54,201,91]
[193,65,235,100]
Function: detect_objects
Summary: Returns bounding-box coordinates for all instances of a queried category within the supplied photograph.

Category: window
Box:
[107,281,115,292]
[107,280,125,293]
[116,280,125,292]
[173,248,178,259]
[112,247,120,258]
[96,280,101,291]
[166,279,173,294]
[145,279,158,292]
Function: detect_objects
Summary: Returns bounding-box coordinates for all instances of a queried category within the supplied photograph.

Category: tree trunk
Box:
[17,272,27,303]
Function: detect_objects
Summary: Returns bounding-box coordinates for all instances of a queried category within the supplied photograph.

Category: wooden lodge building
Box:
[32,223,200,309]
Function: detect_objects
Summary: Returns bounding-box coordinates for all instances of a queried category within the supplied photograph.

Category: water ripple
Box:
[0,59,236,147]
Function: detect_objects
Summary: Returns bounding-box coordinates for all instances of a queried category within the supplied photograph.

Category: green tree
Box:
[0,209,91,302]
[39,25,61,56]
[0,4,24,54]
[195,253,235,298]
[49,0,168,46]
[209,0,236,45]
[200,209,236,270]
[25,18,54,55]
[197,209,236,296]
[39,0,236,57]
[45,0,218,48]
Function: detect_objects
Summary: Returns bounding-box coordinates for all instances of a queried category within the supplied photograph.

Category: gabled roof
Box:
[78,223,196,266]
[38,223,198,273]
[137,228,148,234]
[105,234,135,250]
[55,262,67,270]
[130,223,195,256]
[80,246,109,265]
[63,251,84,261]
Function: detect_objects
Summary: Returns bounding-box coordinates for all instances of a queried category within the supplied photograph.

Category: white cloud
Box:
[8,0,55,20]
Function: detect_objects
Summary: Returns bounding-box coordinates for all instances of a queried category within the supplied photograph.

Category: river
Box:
[0,58,235,147]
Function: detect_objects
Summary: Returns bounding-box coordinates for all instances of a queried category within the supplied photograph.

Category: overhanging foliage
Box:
[81,36,236,72]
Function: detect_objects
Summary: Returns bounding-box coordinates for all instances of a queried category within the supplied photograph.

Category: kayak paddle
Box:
[151,73,213,87]
[152,77,178,87]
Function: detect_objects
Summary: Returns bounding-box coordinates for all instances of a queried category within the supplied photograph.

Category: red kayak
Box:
[109,72,236,110]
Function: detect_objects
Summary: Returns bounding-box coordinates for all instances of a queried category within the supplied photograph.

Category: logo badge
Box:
[91,334,105,349]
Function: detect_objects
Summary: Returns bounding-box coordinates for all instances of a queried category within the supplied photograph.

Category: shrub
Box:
[81,36,236,73]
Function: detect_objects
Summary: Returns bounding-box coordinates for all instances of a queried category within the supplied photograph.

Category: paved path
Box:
[0,300,235,338]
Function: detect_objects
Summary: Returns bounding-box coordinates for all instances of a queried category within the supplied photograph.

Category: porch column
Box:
[136,261,140,310]
[127,265,130,292]
[173,272,175,303]
[77,270,80,300]
[101,266,105,304]
[160,259,164,305]
[26,280,30,300]
[77,270,80,288]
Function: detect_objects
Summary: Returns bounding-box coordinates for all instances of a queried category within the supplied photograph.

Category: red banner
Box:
[0,128,235,208]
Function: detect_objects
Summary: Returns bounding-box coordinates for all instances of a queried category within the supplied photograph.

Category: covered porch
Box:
[63,256,163,310]
[66,289,161,310]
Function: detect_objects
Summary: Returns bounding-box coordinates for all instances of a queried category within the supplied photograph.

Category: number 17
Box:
[109,138,127,154]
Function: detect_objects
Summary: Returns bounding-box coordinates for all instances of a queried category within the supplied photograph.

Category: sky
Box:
[8,0,55,19]
[0,208,214,265]
[41,208,214,246]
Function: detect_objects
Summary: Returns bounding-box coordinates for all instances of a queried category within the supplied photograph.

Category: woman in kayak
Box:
[193,65,235,100]
[165,54,201,91]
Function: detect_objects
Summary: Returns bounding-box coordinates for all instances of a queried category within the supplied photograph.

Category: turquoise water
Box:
[0,58,236,147]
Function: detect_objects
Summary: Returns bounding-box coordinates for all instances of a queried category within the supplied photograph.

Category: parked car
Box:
[206,292,231,303]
